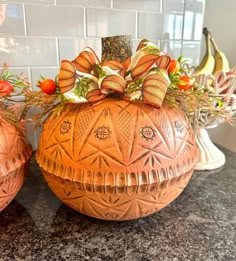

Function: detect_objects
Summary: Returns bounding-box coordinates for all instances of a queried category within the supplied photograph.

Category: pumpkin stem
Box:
[101,35,133,63]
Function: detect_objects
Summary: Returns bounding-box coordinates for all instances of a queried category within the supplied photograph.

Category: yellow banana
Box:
[209,29,230,75]
[193,27,215,76]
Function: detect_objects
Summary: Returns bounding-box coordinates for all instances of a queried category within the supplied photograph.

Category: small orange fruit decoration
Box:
[34,36,199,220]
[177,75,192,91]
[168,59,180,75]
[37,78,57,95]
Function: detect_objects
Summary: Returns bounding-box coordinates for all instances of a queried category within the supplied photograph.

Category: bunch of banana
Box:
[193,27,230,76]
[192,27,215,76]
[209,29,230,75]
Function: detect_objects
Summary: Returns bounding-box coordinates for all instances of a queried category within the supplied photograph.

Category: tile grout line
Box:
[160,0,163,12]
[22,3,28,36]
[135,11,139,40]
[28,67,32,90]
[55,37,60,67]
[181,0,187,55]
[83,8,87,38]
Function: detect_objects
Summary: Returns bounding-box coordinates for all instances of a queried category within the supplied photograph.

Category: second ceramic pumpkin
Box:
[0,112,32,211]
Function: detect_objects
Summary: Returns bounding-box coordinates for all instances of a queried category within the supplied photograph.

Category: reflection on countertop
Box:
[0,146,236,261]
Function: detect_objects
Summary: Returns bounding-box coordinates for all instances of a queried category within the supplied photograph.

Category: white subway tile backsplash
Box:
[160,40,181,59]
[58,38,101,61]
[113,0,161,11]
[138,12,183,40]
[185,0,205,13]
[183,11,204,41]
[0,0,55,4]
[0,4,25,36]
[86,8,136,38]
[56,0,111,8]
[182,41,201,65]
[0,37,58,66]
[3,67,30,80]
[163,0,185,12]
[183,0,205,41]
[25,5,84,37]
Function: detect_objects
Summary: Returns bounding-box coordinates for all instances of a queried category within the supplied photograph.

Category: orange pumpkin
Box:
[36,98,198,220]
[0,113,32,211]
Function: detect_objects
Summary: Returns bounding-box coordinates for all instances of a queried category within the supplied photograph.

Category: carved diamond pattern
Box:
[78,108,95,139]
[116,110,133,143]
[157,109,171,139]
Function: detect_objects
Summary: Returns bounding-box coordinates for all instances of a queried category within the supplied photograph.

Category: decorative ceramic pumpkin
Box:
[0,113,32,211]
[36,98,198,220]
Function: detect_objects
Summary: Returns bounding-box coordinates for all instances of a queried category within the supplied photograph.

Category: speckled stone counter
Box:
[0,146,236,261]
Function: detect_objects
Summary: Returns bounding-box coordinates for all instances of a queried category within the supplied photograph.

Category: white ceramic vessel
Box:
[193,71,236,170]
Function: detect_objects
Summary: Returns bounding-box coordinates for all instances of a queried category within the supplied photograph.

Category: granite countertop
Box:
[0,146,236,261]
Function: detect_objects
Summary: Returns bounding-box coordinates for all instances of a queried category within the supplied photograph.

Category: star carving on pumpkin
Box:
[43,137,72,160]
[129,141,173,168]
[174,126,195,158]
[77,141,126,168]
[62,190,183,220]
